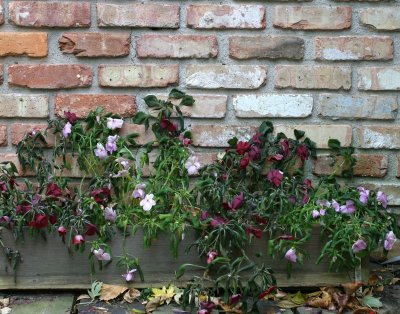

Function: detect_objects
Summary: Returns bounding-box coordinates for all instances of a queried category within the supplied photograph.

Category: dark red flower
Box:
[29,214,48,229]
[252,132,263,145]
[160,119,177,132]
[280,139,290,157]
[253,214,268,225]
[258,286,277,299]
[288,195,297,204]
[236,141,251,155]
[64,111,78,124]
[200,211,210,221]
[303,179,312,188]
[16,202,31,215]
[239,156,249,169]
[0,181,7,192]
[302,194,309,204]
[200,301,215,314]
[210,216,228,228]
[230,294,241,305]
[58,226,67,236]
[49,214,57,225]
[276,235,295,241]
[230,192,244,210]
[296,144,309,162]
[85,223,98,236]
[46,183,62,198]
[248,146,261,161]
[0,215,10,224]
[267,169,283,187]
[90,187,111,204]
[246,226,263,239]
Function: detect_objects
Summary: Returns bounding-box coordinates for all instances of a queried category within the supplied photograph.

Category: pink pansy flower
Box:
[72,234,85,245]
[140,193,156,211]
[94,143,108,159]
[332,200,340,212]
[352,239,367,253]
[104,207,117,222]
[357,187,370,204]
[267,169,284,187]
[106,117,124,130]
[340,200,356,214]
[319,208,326,216]
[62,122,72,138]
[207,250,217,264]
[105,135,119,154]
[384,231,397,251]
[116,157,129,170]
[377,191,388,209]
[185,155,201,175]
[285,248,297,263]
[132,183,146,199]
[312,210,320,219]
[93,248,111,261]
[123,269,137,282]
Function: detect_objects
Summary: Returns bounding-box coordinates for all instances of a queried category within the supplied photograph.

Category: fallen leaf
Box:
[174,292,183,305]
[307,291,332,309]
[219,301,242,313]
[290,291,306,305]
[368,274,381,286]
[145,296,166,312]
[342,282,363,296]
[375,285,384,292]
[123,288,141,303]
[1,307,11,314]
[332,292,349,314]
[390,278,400,285]
[0,299,9,307]
[346,296,362,310]
[352,308,376,314]
[151,285,176,305]
[76,294,91,302]
[276,299,298,309]
[100,283,128,301]
[361,296,383,308]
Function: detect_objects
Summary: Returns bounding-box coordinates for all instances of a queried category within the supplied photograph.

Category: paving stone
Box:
[11,294,73,314]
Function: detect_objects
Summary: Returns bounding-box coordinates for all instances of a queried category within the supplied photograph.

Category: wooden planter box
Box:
[0,228,368,290]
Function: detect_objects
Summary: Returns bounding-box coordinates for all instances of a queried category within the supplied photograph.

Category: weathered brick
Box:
[233,94,313,118]
[192,124,352,148]
[358,126,400,149]
[274,125,352,148]
[185,65,267,89]
[153,95,227,118]
[0,153,34,176]
[0,64,3,85]
[0,0,4,25]
[275,65,351,90]
[0,32,47,57]
[358,67,400,90]
[55,94,136,118]
[54,155,86,178]
[0,95,49,118]
[98,65,178,88]
[120,124,155,146]
[313,154,388,178]
[59,33,130,57]
[97,3,179,28]
[0,125,7,147]
[11,123,51,146]
[137,35,218,59]
[9,65,92,89]
[274,6,351,30]
[315,36,393,61]
[187,4,266,29]
[397,157,400,178]
[360,8,400,31]
[363,184,400,207]
[229,36,304,60]
[317,94,398,120]
[9,1,91,28]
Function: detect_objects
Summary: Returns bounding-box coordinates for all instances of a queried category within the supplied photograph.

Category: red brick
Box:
[0,153,30,176]
[11,123,51,146]
[187,4,266,29]
[313,154,388,178]
[120,124,155,146]
[229,36,304,60]
[274,6,352,30]
[55,94,136,118]
[9,1,91,28]
[98,64,179,88]
[8,64,92,89]
[0,32,47,57]
[59,33,130,57]
[97,3,179,28]
[315,36,393,61]
[0,0,4,25]
[0,125,7,147]
[137,35,218,59]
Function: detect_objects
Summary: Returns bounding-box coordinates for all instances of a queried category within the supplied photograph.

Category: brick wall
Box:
[0,0,399,206]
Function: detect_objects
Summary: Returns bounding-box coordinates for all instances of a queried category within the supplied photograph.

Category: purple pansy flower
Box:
[123,269,137,282]
[105,135,119,154]
[377,191,388,209]
[132,183,146,199]
[284,248,297,263]
[352,239,367,253]
[384,231,397,251]
[107,117,124,130]
[140,193,156,211]
[93,248,111,261]
[357,187,370,204]
[94,143,107,159]
[62,122,72,138]
[185,155,201,175]
[340,200,356,214]
[104,206,117,222]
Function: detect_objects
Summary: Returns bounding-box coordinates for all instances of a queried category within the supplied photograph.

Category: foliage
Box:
[0,89,398,314]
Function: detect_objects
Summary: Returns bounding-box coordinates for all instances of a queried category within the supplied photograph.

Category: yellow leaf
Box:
[150,285,176,305]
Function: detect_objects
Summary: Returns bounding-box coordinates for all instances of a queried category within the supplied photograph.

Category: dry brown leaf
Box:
[307,291,332,309]
[276,299,298,309]
[375,285,384,292]
[100,283,128,301]
[219,301,243,313]
[123,288,141,303]
[342,282,363,296]
[390,277,400,285]
[145,296,166,313]
[346,296,362,310]
[332,292,349,314]
[0,298,9,307]
[367,274,381,286]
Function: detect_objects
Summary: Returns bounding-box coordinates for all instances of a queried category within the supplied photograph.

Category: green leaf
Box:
[294,129,305,140]
[133,112,150,129]
[144,95,159,108]
[180,95,195,106]
[328,139,341,150]
[259,121,273,135]
[228,137,238,148]
[362,296,383,308]
[169,88,185,99]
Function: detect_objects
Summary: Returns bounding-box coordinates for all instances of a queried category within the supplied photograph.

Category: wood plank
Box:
[0,228,368,290]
